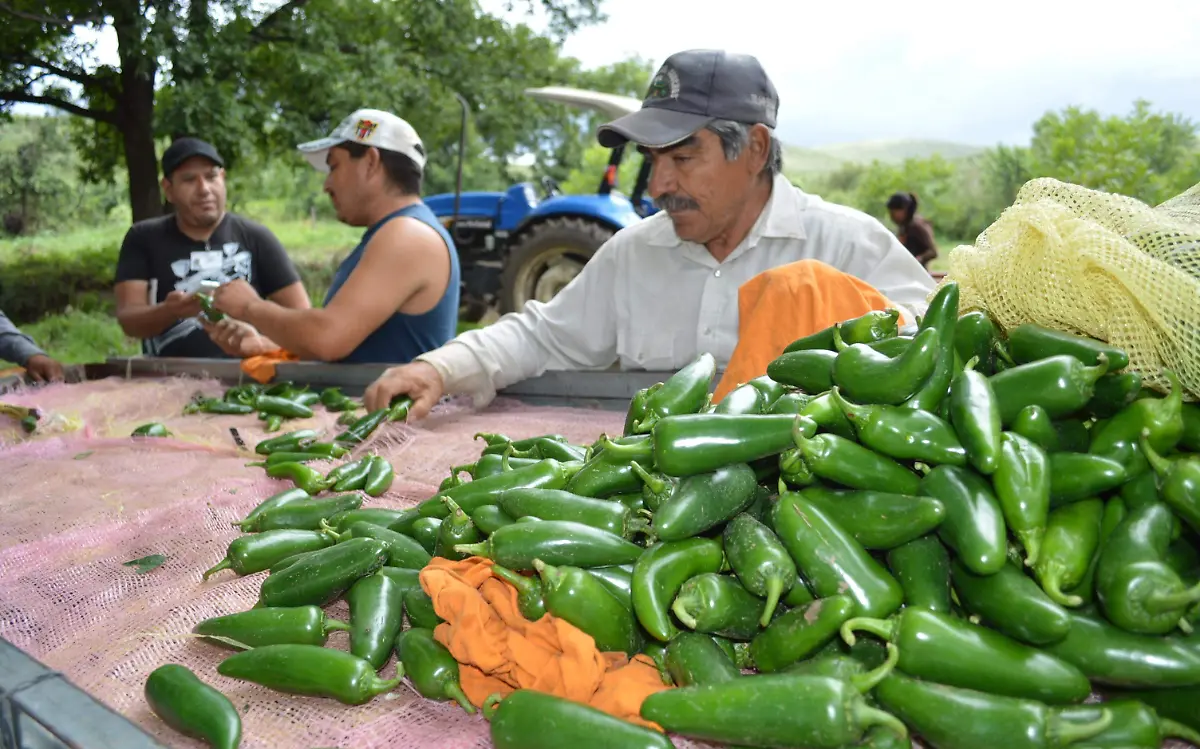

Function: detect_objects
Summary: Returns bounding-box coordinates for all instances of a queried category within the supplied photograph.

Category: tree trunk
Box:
[112,2,163,223]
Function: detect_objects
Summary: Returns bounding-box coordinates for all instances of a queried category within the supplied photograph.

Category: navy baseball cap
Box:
[161,137,224,178]
[597,49,779,149]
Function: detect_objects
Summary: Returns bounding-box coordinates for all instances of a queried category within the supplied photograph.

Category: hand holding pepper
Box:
[211,278,263,319]
[201,318,278,358]
[363,361,444,420]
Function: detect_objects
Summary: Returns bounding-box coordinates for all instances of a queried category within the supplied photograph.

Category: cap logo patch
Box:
[354,119,378,141]
[645,65,681,101]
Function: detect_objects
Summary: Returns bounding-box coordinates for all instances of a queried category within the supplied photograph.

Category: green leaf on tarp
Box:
[123,554,167,574]
[73,451,93,460]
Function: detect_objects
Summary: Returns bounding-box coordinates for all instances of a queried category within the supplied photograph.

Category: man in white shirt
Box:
[364,49,936,418]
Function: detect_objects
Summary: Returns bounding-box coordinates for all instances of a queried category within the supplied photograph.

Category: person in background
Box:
[209,110,460,365]
[887,192,939,268]
[0,310,64,382]
[113,137,310,358]
[361,49,936,419]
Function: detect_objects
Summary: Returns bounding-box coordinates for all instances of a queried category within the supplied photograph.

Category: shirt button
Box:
[704,327,713,335]
[714,269,722,278]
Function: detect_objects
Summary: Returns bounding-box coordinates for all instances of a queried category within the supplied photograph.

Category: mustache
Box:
[654,194,699,212]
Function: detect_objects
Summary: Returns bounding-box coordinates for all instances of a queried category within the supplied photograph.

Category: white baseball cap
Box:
[296,108,426,172]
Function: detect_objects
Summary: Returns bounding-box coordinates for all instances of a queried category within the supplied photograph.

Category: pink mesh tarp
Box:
[0,375,672,749]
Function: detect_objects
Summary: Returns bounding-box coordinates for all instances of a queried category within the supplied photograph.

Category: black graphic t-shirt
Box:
[115,213,302,358]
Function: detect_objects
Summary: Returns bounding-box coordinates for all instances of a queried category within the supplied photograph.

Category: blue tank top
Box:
[323,203,461,364]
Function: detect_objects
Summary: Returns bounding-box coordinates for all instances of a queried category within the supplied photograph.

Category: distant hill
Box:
[783,139,986,176]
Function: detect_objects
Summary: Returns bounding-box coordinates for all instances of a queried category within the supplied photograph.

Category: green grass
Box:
[15,308,140,365]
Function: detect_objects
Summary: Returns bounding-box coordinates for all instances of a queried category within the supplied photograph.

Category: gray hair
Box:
[706,120,783,178]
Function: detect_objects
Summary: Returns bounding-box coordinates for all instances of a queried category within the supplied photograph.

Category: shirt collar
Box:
[645,173,809,254]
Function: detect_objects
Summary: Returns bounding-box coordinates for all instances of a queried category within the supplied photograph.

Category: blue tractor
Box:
[423,87,656,321]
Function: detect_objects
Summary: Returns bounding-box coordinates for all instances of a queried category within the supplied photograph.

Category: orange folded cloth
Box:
[240,349,299,384]
[419,556,672,730]
[712,259,904,402]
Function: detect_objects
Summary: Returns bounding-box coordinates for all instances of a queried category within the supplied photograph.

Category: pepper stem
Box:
[1140,429,1173,479]
[474,432,510,448]
[368,673,405,697]
[454,541,489,558]
[442,496,464,516]
[625,516,653,539]
[595,436,645,460]
[201,559,230,581]
[828,387,868,425]
[1016,528,1044,568]
[1160,718,1200,746]
[1040,567,1084,607]
[760,576,784,627]
[501,445,515,472]
[445,682,477,714]
[833,326,848,352]
[491,564,537,595]
[630,461,667,495]
[1048,706,1114,746]
[532,558,560,585]
[481,692,505,721]
[317,519,345,540]
[324,617,350,633]
[1083,353,1111,383]
[671,597,700,630]
[851,642,900,693]
[840,616,896,647]
[1146,581,1200,613]
[854,702,909,742]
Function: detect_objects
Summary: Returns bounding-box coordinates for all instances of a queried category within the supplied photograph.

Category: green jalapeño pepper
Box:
[874,673,1112,749]
[326,456,371,491]
[831,326,940,406]
[407,517,441,555]
[254,394,314,419]
[433,498,482,562]
[639,648,907,748]
[319,386,356,411]
[255,428,319,455]
[328,508,411,533]
[723,512,798,625]
[672,573,764,641]
[144,664,241,749]
[265,461,334,495]
[950,356,1003,474]
[470,452,542,479]
[1057,699,1200,749]
[184,398,256,416]
[131,422,171,438]
[1086,371,1144,418]
[841,607,1091,703]
[566,435,652,498]
[487,689,675,749]
[387,394,413,421]
[665,631,741,685]
[471,504,516,536]
[1096,502,1200,635]
[768,390,812,415]
[1089,369,1184,477]
[334,407,389,446]
[454,520,643,571]
[767,348,838,393]
[954,310,1001,375]
[950,559,1071,646]
[1013,404,1062,452]
[490,564,546,621]
[635,413,805,477]
[1143,433,1200,535]
[1045,609,1200,687]
[1182,402,1200,452]
[345,572,405,670]
[801,486,946,551]
[217,644,401,705]
[798,391,856,439]
[994,431,1051,565]
[711,381,767,415]
[362,455,394,497]
[831,386,966,466]
[203,528,334,579]
[903,280,959,413]
[885,535,952,614]
[623,382,662,436]
[745,374,787,408]
[1109,688,1200,734]
[403,587,443,629]
[535,559,642,654]
[587,565,634,608]
[783,309,900,353]
[633,352,716,432]
[497,487,647,539]
[235,487,310,527]
[1048,453,1128,507]
[1007,323,1130,372]
[258,537,388,607]
[919,465,1007,575]
[326,520,432,570]
[236,493,360,532]
[395,627,475,712]
[791,431,922,495]
[422,459,582,517]
[633,537,725,641]
[990,354,1110,424]
[750,595,857,673]
[193,605,349,649]
[771,490,904,619]
[1035,498,1104,607]
[647,462,758,541]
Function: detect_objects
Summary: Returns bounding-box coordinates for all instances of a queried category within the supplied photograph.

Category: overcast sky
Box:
[12,0,1200,150]
[490,0,1200,148]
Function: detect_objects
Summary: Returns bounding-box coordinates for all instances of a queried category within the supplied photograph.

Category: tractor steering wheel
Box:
[540,175,561,198]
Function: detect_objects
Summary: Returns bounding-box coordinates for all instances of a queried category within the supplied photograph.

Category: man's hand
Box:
[364,361,445,420]
[24,354,64,383]
[201,318,278,358]
[163,290,203,319]
[212,279,263,320]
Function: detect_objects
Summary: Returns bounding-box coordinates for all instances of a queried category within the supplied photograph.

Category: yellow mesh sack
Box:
[945,177,1200,399]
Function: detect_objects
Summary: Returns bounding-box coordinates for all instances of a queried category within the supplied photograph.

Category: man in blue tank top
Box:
[209,109,461,365]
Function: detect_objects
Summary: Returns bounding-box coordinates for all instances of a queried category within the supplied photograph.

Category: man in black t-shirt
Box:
[114,137,310,358]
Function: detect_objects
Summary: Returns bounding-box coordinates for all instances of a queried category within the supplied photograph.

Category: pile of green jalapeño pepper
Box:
[144,283,1200,749]
[182,379,394,434]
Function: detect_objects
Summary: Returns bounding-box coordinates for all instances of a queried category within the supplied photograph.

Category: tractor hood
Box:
[524,86,642,121]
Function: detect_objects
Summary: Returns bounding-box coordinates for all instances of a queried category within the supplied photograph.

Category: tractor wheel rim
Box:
[514,248,585,307]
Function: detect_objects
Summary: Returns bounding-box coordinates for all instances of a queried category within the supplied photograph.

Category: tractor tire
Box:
[499,217,614,315]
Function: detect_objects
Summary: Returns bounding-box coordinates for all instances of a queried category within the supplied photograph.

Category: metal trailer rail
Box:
[0,357,689,748]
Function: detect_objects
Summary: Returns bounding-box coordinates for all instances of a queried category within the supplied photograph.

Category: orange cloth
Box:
[419,556,672,729]
[713,260,902,402]
[240,349,299,384]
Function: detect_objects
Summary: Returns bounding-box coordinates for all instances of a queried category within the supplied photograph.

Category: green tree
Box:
[0,0,609,223]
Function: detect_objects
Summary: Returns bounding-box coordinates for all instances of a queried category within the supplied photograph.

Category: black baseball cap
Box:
[161,137,224,179]
[597,49,779,149]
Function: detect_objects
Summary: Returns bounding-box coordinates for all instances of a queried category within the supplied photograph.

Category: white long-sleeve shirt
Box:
[418,174,937,406]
